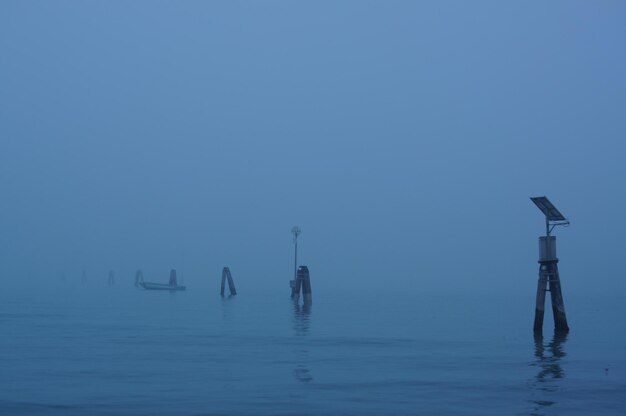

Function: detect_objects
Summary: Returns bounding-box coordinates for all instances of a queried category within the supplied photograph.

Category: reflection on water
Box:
[219,294,237,323]
[534,333,567,384]
[529,332,568,414]
[292,301,312,336]
[292,300,313,383]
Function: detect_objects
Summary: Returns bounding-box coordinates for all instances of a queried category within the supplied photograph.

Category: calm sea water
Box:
[1,280,624,415]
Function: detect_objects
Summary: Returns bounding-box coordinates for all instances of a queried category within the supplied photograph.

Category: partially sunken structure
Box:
[139,269,186,291]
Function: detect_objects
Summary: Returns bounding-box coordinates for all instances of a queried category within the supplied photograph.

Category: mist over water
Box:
[2,1,626,298]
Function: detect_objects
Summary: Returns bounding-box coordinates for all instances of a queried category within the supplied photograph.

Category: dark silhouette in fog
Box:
[220,267,237,296]
[138,269,186,291]
[134,270,144,287]
[291,266,312,304]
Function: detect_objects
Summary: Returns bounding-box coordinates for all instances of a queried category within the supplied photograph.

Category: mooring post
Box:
[226,269,236,295]
[292,265,311,304]
[534,235,570,333]
[291,273,302,301]
[169,269,177,286]
[108,270,115,285]
[221,267,237,296]
[299,266,312,305]
[530,197,570,334]
[548,261,569,332]
[135,270,144,287]
[533,265,548,333]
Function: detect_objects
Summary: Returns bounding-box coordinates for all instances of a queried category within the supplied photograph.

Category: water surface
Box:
[1,281,624,415]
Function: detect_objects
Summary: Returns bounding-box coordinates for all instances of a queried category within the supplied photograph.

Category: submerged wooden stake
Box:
[169,269,178,286]
[300,266,312,305]
[289,279,297,297]
[291,275,302,300]
[135,270,144,287]
[221,267,237,296]
[533,267,548,333]
[548,263,569,332]
[292,265,311,304]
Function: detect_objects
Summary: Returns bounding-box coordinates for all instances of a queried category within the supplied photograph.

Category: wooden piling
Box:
[292,265,311,304]
[220,267,237,296]
[108,270,115,285]
[169,269,177,286]
[291,273,302,301]
[548,263,569,333]
[534,241,569,333]
[301,266,312,305]
[135,270,144,287]
[533,264,549,333]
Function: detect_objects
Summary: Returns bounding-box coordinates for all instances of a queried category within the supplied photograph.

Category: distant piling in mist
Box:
[169,269,178,286]
[135,270,144,287]
[108,270,115,286]
[300,266,312,305]
[292,265,311,305]
[290,274,301,299]
[220,267,237,296]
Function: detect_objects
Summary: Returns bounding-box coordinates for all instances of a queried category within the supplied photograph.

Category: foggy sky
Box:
[1,1,625,296]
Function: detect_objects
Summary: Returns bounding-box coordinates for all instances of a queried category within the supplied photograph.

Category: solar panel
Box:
[530,196,566,221]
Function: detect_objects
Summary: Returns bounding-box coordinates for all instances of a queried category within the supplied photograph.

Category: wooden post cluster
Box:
[169,269,178,286]
[533,236,569,334]
[291,265,312,304]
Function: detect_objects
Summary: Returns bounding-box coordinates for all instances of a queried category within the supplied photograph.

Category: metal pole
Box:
[294,239,298,281]
[290,226,301,297]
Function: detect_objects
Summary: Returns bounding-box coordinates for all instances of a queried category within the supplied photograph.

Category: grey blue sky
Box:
[1,1,625,295]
